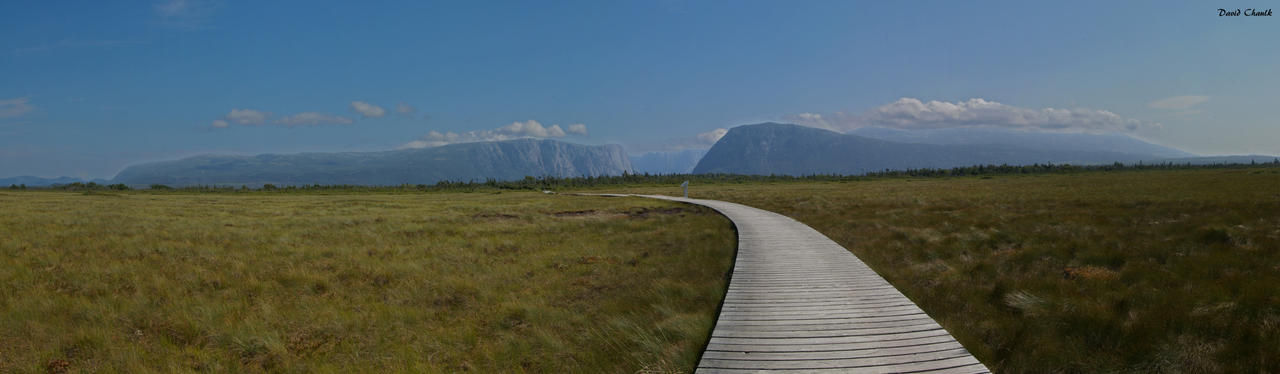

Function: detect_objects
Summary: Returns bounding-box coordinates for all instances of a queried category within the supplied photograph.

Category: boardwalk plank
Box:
[698,348,973,370]
[617,195,987,373]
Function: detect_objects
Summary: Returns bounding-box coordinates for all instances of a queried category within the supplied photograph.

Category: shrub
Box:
[1196,226,1232,245]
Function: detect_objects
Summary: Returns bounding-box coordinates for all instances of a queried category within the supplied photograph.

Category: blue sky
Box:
[2,1,1276,178]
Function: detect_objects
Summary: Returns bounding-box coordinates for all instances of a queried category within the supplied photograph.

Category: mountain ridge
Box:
[693,123,1220,175]
[110,138,633,187]
[849,126,1195,158]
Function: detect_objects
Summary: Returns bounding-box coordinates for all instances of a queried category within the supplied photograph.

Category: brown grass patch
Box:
[1063,266,1120,281]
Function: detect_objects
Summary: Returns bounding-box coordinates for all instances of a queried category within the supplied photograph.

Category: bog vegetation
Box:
[616,167,1280,373]
[7,163,1279,373]
[0,192,735,373]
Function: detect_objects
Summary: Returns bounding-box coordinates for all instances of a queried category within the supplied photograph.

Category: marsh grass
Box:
[0,192,734,373]
[614,168,1280,373]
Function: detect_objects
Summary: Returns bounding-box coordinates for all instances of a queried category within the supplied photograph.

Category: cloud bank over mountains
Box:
[401,120,589,149]
[210,100,409,128]
[789,97,1160,133]
[629,97,1169,154]
[210,108,353,128]
[198,96,1165,158]
[203,100,584,150]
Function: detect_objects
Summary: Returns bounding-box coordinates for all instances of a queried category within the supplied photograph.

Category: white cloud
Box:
[0,98,34,118]
[155,0,220,29]
[155,0,191,16]
[696,128,728,144]
[211,108,352,128]
[499,120,565,137]
[350,101,387,118]
[789,97,1159,133]
[1148,95,1209,110]
[400,120,589,149]
[225,108,270,125]
[789,113,833,129]
[275,112,354,127]
[395,102,417,117]
[400,131,466,148]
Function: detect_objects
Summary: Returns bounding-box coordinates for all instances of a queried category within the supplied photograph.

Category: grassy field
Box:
[0,191,735,373]
[612,168,1280,373]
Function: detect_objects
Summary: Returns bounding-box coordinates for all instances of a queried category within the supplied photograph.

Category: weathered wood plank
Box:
[621,194,988,373]
[698,348,973,370]
[712,315,935,328]
[700,340,967,360]
[704,333,960,353]
[712,323,945,339]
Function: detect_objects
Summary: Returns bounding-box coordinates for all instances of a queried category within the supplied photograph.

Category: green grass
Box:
[9,167,1277,373]
[613,168,1280,373]
[0,192,735,373]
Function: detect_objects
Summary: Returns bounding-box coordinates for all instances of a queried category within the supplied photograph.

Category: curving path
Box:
[608,194,990,373]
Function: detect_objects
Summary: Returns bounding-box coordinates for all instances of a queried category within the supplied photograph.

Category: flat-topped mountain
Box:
[848,126,1195,158]
[112,138,632,187]
[692,123,1192,175]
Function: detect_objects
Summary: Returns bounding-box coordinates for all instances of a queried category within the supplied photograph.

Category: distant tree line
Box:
[19,159,1280,193]
[861,159,1280,178]
[34,182,131,191]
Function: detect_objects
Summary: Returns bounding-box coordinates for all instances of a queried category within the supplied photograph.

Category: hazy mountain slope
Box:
[0,176,111,187]
[112,139,632,187]
[629,149,708,174]
[850,127,1195,158]
[693,123,1170,175]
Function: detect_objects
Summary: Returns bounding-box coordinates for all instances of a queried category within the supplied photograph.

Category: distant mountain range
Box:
[0,176,110,187]
[6,125,1277,187]
[109,139,631,187]
[848,126,1195,158]
[693,123,1273,175]
[630,149,708,174]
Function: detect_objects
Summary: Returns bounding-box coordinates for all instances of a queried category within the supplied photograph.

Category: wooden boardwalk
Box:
[622,194,989,373]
